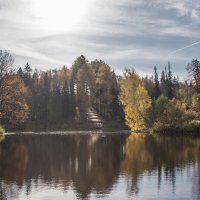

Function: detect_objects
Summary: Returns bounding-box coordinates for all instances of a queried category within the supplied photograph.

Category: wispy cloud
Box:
[0,0,200,77]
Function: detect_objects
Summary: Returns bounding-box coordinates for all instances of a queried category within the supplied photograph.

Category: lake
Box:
[0,132,200,200]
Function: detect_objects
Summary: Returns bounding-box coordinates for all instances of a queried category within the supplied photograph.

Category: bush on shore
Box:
[153,120,200,135]
[0,126,5,135]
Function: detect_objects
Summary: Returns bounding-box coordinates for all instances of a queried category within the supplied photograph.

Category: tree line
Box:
[0,49,199,132]
[120,60,200,133]
[0,51,123,129]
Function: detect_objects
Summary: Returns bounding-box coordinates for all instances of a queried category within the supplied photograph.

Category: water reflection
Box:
[0,133,200,199]
[0,133,127,199]
[121,134,200,197]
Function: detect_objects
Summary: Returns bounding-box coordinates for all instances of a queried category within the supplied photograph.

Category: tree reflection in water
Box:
[0,133,200,199]
[0,133,127,199]
[121,133,200,196]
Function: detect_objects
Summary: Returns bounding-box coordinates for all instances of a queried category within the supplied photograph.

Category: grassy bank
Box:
[0,126,5,135]
[153,120,200,136]
[5,118,128,132]
[102,119,128,131]
[19,119,93,132]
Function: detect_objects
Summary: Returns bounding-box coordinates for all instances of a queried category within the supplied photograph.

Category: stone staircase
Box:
[86,108,103,129]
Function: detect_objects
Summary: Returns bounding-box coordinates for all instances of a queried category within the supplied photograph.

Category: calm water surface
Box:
[0,132,200,200]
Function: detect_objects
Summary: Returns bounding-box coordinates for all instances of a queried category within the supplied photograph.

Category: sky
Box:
[0,0,200,78]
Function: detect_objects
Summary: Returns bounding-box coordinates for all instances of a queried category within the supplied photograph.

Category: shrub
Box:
[153,120,200,134]
[0,126,5,135]
[184,120,200,133]
[154,96,185,126]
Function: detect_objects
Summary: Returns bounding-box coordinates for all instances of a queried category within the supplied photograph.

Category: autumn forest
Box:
[0,50,200,134]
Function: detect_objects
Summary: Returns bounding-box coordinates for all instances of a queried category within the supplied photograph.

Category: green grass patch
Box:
[0,126,5,135]
[102,119,128,131]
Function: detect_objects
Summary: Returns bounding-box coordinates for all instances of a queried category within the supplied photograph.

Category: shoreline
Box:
[3,130,200,137]
[4,130,131,135]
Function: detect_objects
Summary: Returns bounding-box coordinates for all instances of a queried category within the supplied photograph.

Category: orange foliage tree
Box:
[0,75,29,125]
[0,50,29,125]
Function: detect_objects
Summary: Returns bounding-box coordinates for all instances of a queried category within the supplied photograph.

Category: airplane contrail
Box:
[169,40,200,55]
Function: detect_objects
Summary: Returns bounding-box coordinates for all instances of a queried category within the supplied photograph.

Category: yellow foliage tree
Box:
[119,69,152,131]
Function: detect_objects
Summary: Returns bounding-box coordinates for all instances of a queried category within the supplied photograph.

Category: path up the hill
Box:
[86,108,103,129]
